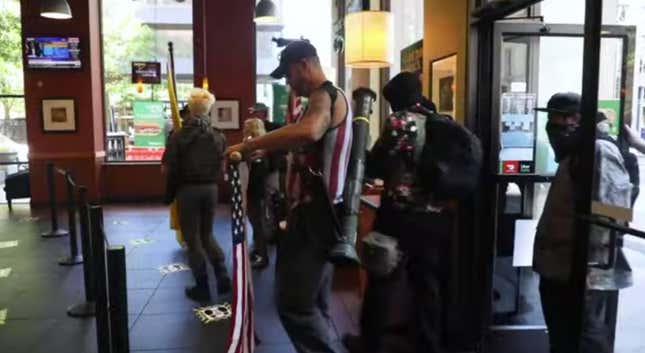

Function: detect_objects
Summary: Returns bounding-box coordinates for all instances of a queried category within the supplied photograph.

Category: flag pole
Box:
[168,42,177,90]
[167,41,185,248]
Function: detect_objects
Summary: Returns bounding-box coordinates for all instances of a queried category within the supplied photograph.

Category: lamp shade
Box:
[254,0,278,24]
[344,10,394,69]
[41,0,72,19]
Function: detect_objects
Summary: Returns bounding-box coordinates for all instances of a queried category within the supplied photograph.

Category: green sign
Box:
[133,101,165,147]
[273,84,288,125]
[598,99,621,137]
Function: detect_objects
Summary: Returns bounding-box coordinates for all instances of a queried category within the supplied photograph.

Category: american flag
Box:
[226,156,255,353]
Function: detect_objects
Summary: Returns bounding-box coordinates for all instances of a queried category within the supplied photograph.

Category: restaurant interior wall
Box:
[20,0,105,204]
[19,0,255,204]
[423,0,469,124]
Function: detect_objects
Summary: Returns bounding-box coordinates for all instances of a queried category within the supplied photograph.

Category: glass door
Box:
[487,20,635,352]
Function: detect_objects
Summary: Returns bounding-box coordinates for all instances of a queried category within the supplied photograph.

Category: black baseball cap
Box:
[534,92,581,115]
[270,40,318,79]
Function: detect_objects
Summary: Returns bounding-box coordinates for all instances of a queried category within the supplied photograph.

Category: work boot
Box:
[185,276,211,302]
[214,267,232,295]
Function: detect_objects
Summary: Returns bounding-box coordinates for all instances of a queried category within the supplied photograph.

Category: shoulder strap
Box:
[319,81,351,130]
[319,81,338,109]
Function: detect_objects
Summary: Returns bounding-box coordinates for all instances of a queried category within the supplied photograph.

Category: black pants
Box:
[247,192,275,259]
[360,205,452,353]
[177,184,226,281]
[275,200,343,353]
[539,278,613,353]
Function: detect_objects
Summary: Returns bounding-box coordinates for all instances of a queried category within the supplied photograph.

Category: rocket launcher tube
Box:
[329,87,377,267]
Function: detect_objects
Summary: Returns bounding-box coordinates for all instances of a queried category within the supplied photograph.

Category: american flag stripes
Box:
[226,153,255,353]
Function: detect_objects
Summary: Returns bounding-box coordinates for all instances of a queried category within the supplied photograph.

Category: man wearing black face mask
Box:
[533,93,633,353]
[540,93,584,163]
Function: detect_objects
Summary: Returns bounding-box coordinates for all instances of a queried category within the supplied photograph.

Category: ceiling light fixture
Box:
[40,0,73,20]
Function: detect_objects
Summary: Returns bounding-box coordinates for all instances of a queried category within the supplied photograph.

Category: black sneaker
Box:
[185,284,211,302]
[251,253,269,270]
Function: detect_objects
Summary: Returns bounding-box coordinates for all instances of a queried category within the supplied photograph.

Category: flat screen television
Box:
[25,37,81,69]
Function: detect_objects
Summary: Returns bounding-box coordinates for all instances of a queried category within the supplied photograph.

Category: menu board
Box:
[132,62,161,84]
[499,93,537,174]
[132,101,165,147]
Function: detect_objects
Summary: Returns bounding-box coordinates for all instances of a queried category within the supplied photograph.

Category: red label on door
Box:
[503,161,520,174]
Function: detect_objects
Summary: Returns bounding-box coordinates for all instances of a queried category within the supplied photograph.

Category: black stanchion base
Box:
[67,301,96,318]
[42,229,69,238]
[58,254,84,266]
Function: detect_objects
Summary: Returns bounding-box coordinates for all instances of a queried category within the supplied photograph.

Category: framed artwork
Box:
[210,100,240,130]
[42,98,77,132]
[430,54,457,117]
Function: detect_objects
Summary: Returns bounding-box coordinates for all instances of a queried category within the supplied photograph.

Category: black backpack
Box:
[410,106,483,201]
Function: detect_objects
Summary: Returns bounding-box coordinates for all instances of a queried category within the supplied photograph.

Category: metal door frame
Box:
[466,0,622,351]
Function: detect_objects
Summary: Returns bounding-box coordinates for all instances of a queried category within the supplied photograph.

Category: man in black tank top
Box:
[227,41,349,353]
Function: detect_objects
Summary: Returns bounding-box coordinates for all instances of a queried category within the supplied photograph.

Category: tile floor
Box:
[0,203,358,353]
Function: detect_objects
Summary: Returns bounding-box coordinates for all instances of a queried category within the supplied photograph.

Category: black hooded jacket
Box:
[162,116,227,202]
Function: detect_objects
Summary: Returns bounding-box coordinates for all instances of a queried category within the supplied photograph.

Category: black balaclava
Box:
[546,121,582,162]
[536,92,582,162]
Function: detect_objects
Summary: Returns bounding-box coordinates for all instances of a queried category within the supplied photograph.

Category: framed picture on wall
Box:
[41,98,77,132]
[430,54,457,117]
[210,100,240,130]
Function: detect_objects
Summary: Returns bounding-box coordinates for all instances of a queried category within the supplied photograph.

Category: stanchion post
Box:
[59,171,83,265]
[41,162,68,238]
[67,186,96,317]
[107,246,129,353]
[91,205,111,353]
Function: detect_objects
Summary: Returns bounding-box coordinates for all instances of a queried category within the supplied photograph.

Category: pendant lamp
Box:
[254,0,278,24]
[345,10,394,68]
[40,0,73,19]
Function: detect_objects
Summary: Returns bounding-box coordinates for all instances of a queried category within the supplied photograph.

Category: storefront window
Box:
[102,0,193,161]
[0,0,29,204]
[255,0,333,123]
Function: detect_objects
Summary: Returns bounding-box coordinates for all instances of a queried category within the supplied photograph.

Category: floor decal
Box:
[0,268,11,278]
[0,241,18,249]
[194,303,232,324]
[17,217,39,223]
[130,238,154,246]
[159,263,190,275]
[112,220,130,226]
